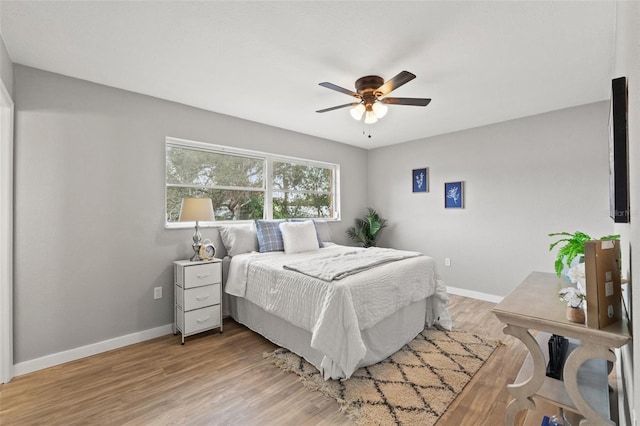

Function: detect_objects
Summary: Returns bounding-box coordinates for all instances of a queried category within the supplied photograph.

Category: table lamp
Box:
[179,197,215,261]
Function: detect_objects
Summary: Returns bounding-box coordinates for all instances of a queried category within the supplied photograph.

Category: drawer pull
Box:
[196,316,211,323]
[196,294,210,301]
[196,273,211,279]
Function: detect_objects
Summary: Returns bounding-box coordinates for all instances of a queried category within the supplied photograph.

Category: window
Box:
[272,161,334,219]
[166,138,339,226]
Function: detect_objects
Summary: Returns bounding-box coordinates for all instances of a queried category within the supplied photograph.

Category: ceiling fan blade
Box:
[377,71,416,96]
[319,82,360,98]
[316,102,360,113]
[380,97,431,106]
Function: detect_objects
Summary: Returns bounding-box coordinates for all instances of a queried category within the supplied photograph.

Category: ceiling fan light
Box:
[350,104,365,120]
[364,110,378,124]
[372,102,388,118]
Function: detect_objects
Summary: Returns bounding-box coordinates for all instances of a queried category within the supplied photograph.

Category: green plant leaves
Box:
[548,231,620,276]
[346,208,388,248]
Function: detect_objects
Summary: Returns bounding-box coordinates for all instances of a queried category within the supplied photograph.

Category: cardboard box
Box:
[584,239,622,329]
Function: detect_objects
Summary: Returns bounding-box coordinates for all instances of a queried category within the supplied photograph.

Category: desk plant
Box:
[559,263,587,323]
[548,231,619,277]
[550,231,619,323]
[559,265,586,309]
[346,208,387,248]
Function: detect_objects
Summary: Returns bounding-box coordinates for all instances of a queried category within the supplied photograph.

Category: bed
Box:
[219,220,451,380]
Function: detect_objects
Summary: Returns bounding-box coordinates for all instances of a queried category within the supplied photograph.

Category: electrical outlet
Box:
[154,287,162,300]
[445,258,451,267]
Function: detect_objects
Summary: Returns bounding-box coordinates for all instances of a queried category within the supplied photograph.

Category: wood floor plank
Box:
[0,295,531,425]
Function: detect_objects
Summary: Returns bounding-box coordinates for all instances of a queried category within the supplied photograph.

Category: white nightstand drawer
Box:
[183,284,220,311]
[184,305,221,334]
[183,262,221,288]
[174,259,223,344]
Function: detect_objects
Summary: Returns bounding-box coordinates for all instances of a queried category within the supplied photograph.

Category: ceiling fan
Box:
[316,71,431,124]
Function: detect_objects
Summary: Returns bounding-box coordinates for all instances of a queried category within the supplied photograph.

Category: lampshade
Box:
[350,103,366,120]
[179,198,215,222]
[372,102,388,118]
[364,110,378,124]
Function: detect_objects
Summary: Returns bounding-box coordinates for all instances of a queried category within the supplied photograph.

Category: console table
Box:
[492,272,631,425]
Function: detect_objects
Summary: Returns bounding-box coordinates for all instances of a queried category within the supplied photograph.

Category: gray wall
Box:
[368,101,614,298]
[0,34,11,96]
[12,65,367,363]
[612,1,639,422]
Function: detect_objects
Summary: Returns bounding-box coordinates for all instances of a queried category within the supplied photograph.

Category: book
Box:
[546,334,568,380]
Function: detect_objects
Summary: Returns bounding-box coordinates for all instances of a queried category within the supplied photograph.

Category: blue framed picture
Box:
[412,168,429,193]
[445,181,464,208]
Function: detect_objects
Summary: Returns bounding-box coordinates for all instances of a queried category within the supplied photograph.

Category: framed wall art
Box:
[412,167,429,193]
[444,181,464,208]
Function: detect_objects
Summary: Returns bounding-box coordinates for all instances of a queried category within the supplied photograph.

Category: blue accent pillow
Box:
[255,220,286,252]
[288,219,324,248]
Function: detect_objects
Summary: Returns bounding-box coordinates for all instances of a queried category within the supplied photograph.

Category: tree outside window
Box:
[272,162,333,219]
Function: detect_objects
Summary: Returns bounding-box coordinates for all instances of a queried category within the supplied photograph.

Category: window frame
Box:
[165,137,340,228]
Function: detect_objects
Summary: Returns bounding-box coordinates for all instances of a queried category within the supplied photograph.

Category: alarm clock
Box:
[199,239,216,261]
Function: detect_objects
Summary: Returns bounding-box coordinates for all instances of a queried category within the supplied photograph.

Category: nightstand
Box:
[174,259,223,344]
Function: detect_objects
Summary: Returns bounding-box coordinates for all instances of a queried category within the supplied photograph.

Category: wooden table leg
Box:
[563,342,616,426]
[502,324,546,425]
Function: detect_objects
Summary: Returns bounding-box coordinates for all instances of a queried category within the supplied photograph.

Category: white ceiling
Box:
[0,1,617,149]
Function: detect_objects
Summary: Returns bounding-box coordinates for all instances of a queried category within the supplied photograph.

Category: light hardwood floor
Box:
[0,295,529,425]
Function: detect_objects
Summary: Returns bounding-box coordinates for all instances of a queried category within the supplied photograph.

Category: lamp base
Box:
[190,248,201,262]
[190,222,202,262]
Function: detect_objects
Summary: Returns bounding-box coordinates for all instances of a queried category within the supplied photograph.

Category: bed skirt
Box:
[227,294,427,379]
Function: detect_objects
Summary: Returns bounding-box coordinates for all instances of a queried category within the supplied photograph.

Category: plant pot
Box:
[566,306,585,324]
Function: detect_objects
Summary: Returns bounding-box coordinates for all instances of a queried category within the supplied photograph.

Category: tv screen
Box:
[609,76,629,223]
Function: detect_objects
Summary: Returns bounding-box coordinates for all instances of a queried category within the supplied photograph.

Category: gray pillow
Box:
[219,224,258,256]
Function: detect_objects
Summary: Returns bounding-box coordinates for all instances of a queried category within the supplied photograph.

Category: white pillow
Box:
[279,220,320,254]
[219,224,258,256]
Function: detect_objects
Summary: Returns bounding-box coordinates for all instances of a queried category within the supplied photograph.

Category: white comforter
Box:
[282,246,421,281]
[225,244,451,378]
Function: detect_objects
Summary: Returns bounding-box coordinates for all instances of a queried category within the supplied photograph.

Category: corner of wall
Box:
[0,31,14,99]
[612,1,640,423]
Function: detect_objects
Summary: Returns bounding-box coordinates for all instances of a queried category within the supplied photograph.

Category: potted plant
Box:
[346,208,388,248]
[559,277,587,323]
[548,231,619,277]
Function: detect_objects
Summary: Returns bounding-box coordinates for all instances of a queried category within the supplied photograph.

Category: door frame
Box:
[0,80,14,383]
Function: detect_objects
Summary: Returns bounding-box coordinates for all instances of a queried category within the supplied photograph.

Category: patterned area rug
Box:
[265,328,500,425]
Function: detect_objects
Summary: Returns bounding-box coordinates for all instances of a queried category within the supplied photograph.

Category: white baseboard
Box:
[447,286,503,304]
[13,324,174,377]
[13,289,501,377]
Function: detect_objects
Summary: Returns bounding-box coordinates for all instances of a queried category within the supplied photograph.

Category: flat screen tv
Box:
[609,76,629,223]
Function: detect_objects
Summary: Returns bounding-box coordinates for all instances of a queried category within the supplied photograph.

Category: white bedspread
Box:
[225,244,451,378]
[282,246,421,281]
